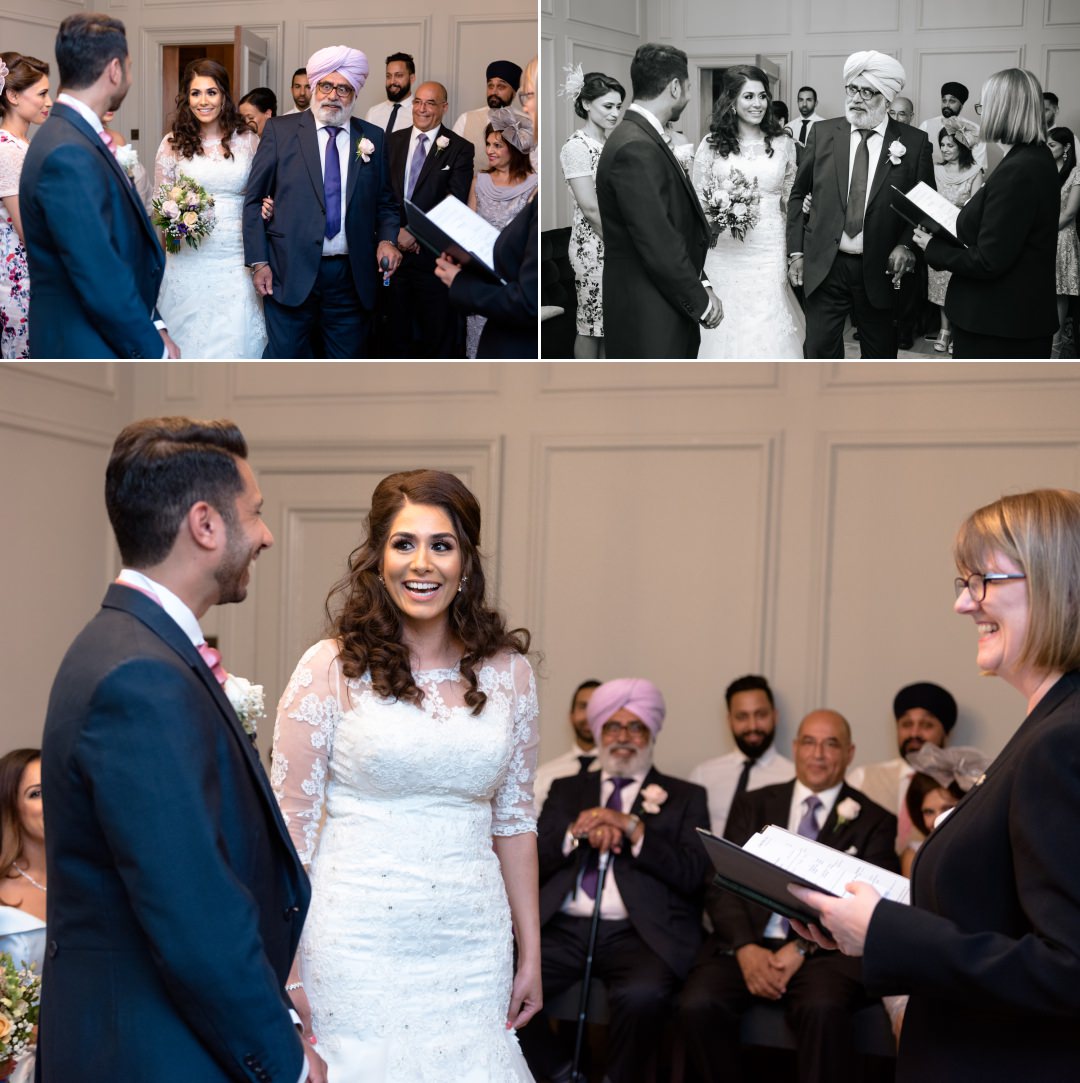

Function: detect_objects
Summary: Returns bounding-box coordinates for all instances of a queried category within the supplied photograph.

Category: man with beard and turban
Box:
[690,675,795,838]
[521,678,710,1083]
[453,59,524,174]
[787,49,935,358]
[19,13,176,358]
[243,44,401,358]
[679,709,897,1083]
[919,81,987,170]
[848,681,958,856]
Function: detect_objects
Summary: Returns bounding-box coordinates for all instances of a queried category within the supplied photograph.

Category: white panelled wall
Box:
[4,361,1080,785]
[542,0,1080,230]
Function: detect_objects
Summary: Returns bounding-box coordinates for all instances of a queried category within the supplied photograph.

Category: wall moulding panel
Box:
[450,12,538,112]
[569,0,640,37]
[538,361,782,393]
[914,46,1024,118]
[808,0,900,34]
[917,0,1025,30]
[1046,0,1080,25]
[684,0,792,38]
[821,362,1080,390]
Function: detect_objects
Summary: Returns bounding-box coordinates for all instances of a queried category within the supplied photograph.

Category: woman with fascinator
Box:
[692,64,805,358]
[558,66,625,358]
[926,118,984,353]
[154,58,266,357]
[272,470,541,1081]
[464,108,536,357]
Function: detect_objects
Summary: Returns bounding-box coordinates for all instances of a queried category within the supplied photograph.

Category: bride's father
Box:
[243,45,401,357]
[596,43,722,359]
[786,51,934,358]
[40,418,322,1083]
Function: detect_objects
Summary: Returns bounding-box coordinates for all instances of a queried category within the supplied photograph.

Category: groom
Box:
[39,418,323,1083]
[19,13,177,358]
[596,43,722,359]
[243,45,402,358]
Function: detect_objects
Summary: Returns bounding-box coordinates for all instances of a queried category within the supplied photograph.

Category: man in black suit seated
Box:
[387,80,473,356]
[520,678,710,1083]
[679,709,898,1083]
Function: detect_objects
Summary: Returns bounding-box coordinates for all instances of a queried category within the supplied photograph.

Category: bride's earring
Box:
[458,575,468,594]
[377,573,385,586]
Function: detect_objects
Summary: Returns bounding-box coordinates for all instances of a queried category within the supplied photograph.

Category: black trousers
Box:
[519,913,680,1083]
[263,255,370,358]
[388,252,465,358]
[678,935,875,1083]
[805,252,897,359]
[951,325,1053,359]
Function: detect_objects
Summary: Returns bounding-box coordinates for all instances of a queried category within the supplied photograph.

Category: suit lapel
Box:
[298,110,325,210]
[831,122,850,207]
[625,110,709,237]
[867,119,900,206]
[345,118,365,205]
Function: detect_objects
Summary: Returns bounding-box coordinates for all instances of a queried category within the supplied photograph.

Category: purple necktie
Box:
[324,126,342,240]
[406,132,428,200]
[797,794,822,840]
[580,777,632,899]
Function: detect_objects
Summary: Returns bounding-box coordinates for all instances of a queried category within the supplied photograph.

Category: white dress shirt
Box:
[366,97,413,134]
[533,744,598,814]
[839,116,889,254]
[316,120,351,256]
[794,111,825,147]
[689,745,796,838]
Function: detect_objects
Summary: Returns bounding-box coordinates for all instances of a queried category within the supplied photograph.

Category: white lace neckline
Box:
[416,665,461,682]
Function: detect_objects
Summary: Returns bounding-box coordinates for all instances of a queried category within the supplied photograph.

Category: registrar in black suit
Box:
[520,766,710,1083]
[679,779,897,1083]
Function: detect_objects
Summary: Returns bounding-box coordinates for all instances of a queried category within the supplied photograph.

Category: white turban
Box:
[843,50,906,102]
[306,46,369,93]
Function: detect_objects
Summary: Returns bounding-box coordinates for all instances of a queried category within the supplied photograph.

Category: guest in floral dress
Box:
[1048,127,1080,356]
[465,114,537,358]
[558,70,625,358]
[927,120,983,354]
[0,53,52,358]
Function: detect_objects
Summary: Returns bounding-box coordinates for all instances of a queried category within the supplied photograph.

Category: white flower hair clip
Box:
[0,60,8,98]
[559,63,585,103]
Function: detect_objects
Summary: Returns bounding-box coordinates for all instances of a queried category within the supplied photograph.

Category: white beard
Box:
[598,740,655,778]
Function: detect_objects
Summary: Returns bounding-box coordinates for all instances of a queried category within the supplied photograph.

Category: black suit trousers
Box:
[389,251,465,358]
[520,913,680,1083]
[805,253,898,359]
[678,935,874,1083]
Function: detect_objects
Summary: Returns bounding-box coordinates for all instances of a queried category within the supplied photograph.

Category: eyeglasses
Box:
[954,572,1026,602]
[518,90,535,105]
[600,720,650,741]
[973,103,982,115]
[315,81,355,100]
[843,84,881,103]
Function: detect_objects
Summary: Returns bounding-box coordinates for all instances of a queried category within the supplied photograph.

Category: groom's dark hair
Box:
[106,418,248,568]
[630,43,688,101]
[55,13,128,90]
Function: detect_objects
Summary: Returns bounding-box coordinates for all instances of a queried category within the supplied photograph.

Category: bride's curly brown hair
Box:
[327,470,530,716]
[706,64,785,159]
[168,58,248,162]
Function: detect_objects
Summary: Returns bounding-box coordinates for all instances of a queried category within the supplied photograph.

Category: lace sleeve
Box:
[560,133,594,181]
[0,138,25,200]
[491,653,539,837]
[270,638,347,866]
[153,134,179,191]
[232,128,259,175]
[780,135,797,213]
[691,136,714,202]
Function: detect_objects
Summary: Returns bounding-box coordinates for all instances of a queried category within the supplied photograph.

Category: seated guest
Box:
[689,674,795,838]
[237,87,277,136]
[679,709,898,1083]
[848,681,956,857]
[911,67,1059,358]
[533,679,601,814]
[1048,126,1080,356]
[521,678,710,1083]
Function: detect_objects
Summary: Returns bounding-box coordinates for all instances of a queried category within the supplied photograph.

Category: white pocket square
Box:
[845,845,858,855]
[441,164,450,170]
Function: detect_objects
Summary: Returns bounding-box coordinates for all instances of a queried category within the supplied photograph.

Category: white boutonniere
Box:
[835,797,861,827]
[887,139,906,166]
[223,673,265,741]
[640,783,669,815]
[435,135,451,154]
[355,137,376,164]
[115,143,139,179]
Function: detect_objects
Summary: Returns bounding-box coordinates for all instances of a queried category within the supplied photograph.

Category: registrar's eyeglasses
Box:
[954,572,1026,602]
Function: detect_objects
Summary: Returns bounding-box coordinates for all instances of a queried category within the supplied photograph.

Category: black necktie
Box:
[844,129,871,239]
[577,754,595,774]
[799,118,809,144]
[385,102,400,136]
[733,758,753,799]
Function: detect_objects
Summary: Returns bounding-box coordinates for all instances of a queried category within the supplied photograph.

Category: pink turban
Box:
[586,678,666,742]
[843,50,906,103]
[307,46,369,93]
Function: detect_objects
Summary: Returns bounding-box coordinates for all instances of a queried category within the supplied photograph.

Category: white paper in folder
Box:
[425,195,501,272]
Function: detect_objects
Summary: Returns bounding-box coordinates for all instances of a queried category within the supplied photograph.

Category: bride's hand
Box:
[505,956,542,1030]
[261,196,275,221]
[289,983,314,1037]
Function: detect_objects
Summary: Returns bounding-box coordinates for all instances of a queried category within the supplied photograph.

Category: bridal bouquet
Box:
[700,165,761,245]
[152,174,216,253]
[0,952,41,1064]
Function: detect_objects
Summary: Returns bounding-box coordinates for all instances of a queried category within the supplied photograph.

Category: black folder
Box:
[696,827,840,925]
[404,198,506,283]
[889,185,967,247]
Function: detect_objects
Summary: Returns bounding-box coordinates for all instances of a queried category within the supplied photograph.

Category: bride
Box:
[272,469,541,1081]
[693,65,805,358]
[153,59,266,358]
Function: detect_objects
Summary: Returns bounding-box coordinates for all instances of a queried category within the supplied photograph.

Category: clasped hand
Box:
[701,287,724,329]
[570,806,633,854]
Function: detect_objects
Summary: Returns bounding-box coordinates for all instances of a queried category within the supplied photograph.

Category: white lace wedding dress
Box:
[692,133,805,358]
[153,130,267,358]
[272,639,539,1082]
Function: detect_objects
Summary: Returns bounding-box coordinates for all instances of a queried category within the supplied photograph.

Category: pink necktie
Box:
[197,642,228,685]
[99,129,117,156]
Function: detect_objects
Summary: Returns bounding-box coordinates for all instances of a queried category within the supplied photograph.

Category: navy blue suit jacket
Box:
[242,110,399,310]
[39,585,310,1082]
[19,102,165,358]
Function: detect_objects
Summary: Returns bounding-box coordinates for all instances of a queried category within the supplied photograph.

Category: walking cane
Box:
[570,849,611,1083]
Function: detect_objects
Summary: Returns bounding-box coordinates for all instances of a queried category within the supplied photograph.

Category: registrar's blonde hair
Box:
[979,68,1046,146]
[954,489,1080,673]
